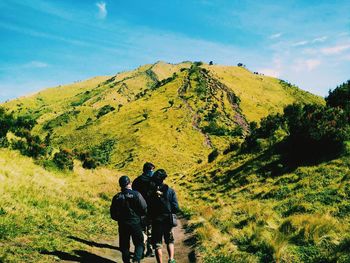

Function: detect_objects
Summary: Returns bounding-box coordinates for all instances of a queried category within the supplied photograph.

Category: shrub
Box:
[14,115,36,130]
[258,114,285,138]
[243,101,350,158]
[285,104,350,158]
[326,80,350,112]
[77,139,115,169]
[0,107,14,138]
[208,148,219,163]
[53,149,74,170]
[194,61,203,66]
[142,110,149,120]
[79,151,98,169]
[151,73,177,90]
[10,130,47,158]
[223,141,240,155]
[43,112,70,130]
[96,105,115,118]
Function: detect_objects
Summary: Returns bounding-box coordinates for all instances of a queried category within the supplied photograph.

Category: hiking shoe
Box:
[168,259,176,263]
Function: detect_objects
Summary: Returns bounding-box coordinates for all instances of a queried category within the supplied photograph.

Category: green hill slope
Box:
[2,61,324,174]
[0,148,120,262]
[1,61,332,263]
[179,141,350,262]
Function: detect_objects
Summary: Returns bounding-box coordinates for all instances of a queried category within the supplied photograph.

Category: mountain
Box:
[3,61,339,262]
[2,61,323,174]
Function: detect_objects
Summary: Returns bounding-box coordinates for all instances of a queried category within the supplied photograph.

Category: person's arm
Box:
[110,195,119,221]
[170,189,179,214]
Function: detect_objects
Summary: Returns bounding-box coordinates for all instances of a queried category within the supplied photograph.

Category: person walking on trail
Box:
[110,175,147,263]
[132,162,156,257]
[148,169,179,263]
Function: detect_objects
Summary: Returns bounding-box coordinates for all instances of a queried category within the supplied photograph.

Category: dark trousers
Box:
[118,222,144,263]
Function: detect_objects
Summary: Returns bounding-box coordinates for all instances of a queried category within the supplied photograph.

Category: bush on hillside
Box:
[243,100,350,159]
[151,73,178,90]
[43,112,70,130]
[326,80,350,113]
[77,139,115,169]
[223,141,241,155]
[82,156,98,169]
[243,114,286,151]
[258,114,285,138]
[284,103,350,157]
[90,139,115,165]
[78,151,98,169]
[194,61,203,66]
[203,121,244,137]
[53,149,74,170]
[96,105,115,118]
[14,115,36,130]
[70,92,93,106]
[0,108,13,138]
[10,129,47,158]
[208,148,219,163]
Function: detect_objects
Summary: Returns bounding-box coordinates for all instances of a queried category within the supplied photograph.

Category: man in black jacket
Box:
[132,162,155,257]
[148,169,179,263]
[110,175,147,263]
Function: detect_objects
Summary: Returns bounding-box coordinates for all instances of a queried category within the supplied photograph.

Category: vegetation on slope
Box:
[177,80,350,262]
[0,148,120,262]
[0,61,332,262]
[2,61,322,175]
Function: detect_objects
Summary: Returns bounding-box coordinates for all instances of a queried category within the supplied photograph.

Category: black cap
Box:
[153,169,167,185]
[143,162,155,173]
[119,176,131,188]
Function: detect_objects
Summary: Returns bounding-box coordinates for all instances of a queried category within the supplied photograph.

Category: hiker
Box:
[132,162,156,257]
[148,169,179,263]
[110,175,147,263]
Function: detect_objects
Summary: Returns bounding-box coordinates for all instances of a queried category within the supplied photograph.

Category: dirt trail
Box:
[61,218,196,263]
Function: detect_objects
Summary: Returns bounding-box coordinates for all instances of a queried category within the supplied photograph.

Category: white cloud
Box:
[321,43,350,55]
[292,40,309,47]
[258,68,280,77]
[96,2,107,19]
[292,59,321,72]
[258,57,282,78]
[338,32,349,37]
[0,61,49,71]
[269,33,282,39]
[312,36,328,43]
[27,61,48,68]
[305,59,321,70]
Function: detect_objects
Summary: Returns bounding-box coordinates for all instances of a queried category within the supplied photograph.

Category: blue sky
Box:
[1,0,350,102]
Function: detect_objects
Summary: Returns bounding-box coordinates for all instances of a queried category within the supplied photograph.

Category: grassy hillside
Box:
[178,141,350,262]
[2,61,324,175]
[1,61,331,263]
[0,148,121,262]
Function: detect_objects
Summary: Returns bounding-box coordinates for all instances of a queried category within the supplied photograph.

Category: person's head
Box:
[152,169,167,186]
[143,162,155,175]
[119,175,131,189]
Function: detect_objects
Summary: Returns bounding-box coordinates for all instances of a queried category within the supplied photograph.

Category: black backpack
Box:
[110,193,130,221]
[152,185,172,214]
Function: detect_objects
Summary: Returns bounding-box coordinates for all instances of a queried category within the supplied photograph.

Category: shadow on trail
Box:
[68,236,120,251]
[41,250,116,263]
